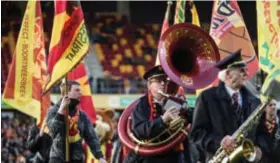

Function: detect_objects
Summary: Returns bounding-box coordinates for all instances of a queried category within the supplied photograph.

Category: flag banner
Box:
[155,1,172,66]
[67,62,96,123]
[45,1,90,93]
[260,64,280,103]
[174,0,186,24]
[189,0,200,27]
[210,0,259,78]
[257,1,280,73]
[3,0,50,124]
[85,143,106,163]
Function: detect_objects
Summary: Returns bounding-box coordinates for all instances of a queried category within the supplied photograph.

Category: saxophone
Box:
[208,100,270,163]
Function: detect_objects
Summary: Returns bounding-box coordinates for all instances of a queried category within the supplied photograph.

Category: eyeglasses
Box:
[149,77,168,83]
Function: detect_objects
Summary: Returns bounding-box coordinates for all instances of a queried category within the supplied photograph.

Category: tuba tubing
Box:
[118,97,189,156]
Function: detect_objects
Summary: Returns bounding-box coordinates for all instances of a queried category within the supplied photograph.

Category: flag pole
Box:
[61,77,70,162]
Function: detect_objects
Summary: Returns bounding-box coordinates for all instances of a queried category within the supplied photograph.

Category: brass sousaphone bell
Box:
[158,23,220,89]
[118,23,220,156]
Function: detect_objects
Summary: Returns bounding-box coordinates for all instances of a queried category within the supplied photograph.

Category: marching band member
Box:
[124,65,190,163]
[189,50,278,163]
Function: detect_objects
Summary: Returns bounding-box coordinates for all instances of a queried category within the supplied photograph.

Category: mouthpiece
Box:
[158,90,186,105]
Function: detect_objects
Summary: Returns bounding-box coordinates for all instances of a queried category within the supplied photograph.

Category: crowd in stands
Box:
[1,113,34,163]
[1,110,124,163]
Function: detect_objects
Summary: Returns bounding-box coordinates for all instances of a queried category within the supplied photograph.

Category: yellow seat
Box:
[134,45,142,53]
[136,50,143,57]
[126,65,133,73]
[137,65,145,77]
[104,70,111,77]
[125,49,132,58]
[120,65,126,73]
[135,49,143,57]
[120,38,128,46]
[145,55,152,63]
[115,53,123,61]
[112,44,119,51]
[134,44,140,49]
[137,39,145,46]
[111,59,119,68]
[116,28,123,36]
[146,35,155,47]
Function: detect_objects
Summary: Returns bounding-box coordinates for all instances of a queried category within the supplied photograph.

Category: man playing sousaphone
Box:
[190,50,279,163]
[123,65,191,163]
[117,20,221,162]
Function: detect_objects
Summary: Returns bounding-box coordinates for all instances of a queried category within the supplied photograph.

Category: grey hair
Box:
[218,69,227,82]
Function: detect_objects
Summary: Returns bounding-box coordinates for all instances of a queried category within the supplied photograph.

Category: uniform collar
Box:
[225,84,240,98]
[153,98,164,106]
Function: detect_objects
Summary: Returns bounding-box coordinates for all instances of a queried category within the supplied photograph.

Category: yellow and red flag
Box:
[257,1,280,73]
[85,144,106,163]
[67,62,96,123]
[47,1,96,123]
[210,0,259,79]
[2,0,50,125]
[45,1,90,92]
[257,1,280,103]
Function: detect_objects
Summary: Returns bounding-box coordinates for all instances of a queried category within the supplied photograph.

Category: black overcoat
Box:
[123,94,188,163]
[190,82,274,163]
[26,124,52,163]
[258,120,280,163]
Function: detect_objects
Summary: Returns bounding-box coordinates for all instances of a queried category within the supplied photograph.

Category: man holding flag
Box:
[44,1,105,163]
[46,81,106,163]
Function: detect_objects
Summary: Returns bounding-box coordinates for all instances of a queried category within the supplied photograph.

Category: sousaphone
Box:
[118,23,220,156]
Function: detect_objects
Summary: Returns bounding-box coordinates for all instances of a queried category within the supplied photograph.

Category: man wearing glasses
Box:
[124,65,189,163]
